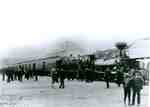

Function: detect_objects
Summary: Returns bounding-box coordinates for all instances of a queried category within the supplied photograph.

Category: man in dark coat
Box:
[59,69,65,88]
[85,68,90,82]
[6,67,14,83]
[33,63,38,81]
[104,68,111,88]
[2,68,6,81]
[123,72,133,105]
[6,67,11,83]
[131,71,144,106]
[116,69,124,87]
[18,65,23,82]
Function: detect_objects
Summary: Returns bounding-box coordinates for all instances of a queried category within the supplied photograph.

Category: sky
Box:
[0,0,150,66]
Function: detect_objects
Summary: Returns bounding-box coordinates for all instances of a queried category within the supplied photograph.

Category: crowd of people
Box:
[123,68,144,106]
[0,58,146,106]
[1,64,38,83]
[103,66,145,106]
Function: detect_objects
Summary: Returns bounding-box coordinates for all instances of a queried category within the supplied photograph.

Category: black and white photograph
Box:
[0,0,149,107]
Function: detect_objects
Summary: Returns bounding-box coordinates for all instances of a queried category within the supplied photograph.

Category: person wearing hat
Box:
[123,72,133,105]
[59,68,65,89]
[131,71,144,106]
[104,67,111,88]
[85,68,90,82]
[116,67,124,87]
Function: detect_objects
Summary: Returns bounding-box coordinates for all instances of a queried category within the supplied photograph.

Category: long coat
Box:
[132,76,144,91]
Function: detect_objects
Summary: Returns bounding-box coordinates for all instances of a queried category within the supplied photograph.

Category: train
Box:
[1,54,149,83]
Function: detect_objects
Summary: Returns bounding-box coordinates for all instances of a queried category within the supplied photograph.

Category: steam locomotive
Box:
[1,53,148,83]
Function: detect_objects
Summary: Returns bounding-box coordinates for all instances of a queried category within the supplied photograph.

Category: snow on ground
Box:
[0,76,149,107]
